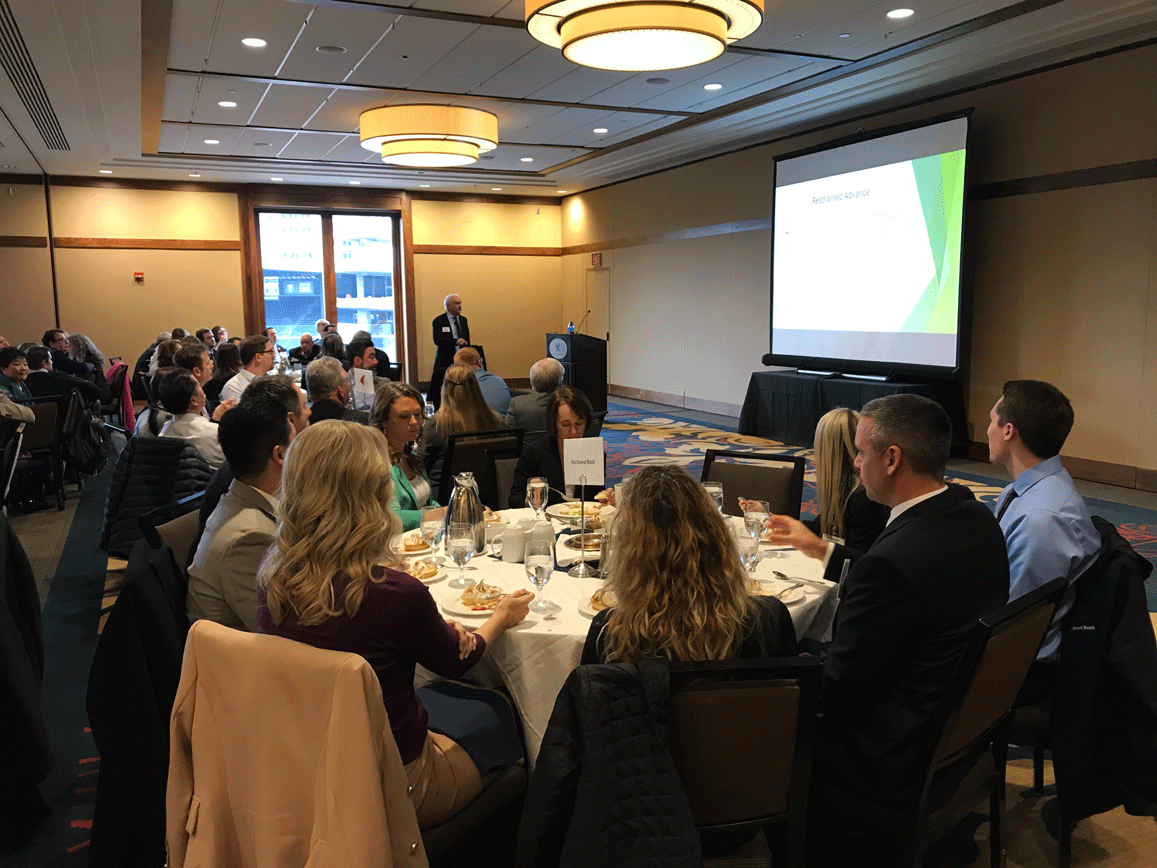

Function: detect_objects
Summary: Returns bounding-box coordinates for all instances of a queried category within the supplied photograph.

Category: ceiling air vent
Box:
[0,0,69,150]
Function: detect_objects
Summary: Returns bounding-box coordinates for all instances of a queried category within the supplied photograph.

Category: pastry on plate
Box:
[402,533,429,552]
[589,586,618,612]
[408,559,438,581]
[483,506,502,522]
[461,579,504,611]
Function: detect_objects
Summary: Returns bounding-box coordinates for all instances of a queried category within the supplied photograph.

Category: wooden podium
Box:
[546,333,607,413]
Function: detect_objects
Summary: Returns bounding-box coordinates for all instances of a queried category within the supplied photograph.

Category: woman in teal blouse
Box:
[370,382,445,531]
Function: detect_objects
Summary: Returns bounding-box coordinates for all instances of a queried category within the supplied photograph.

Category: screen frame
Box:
[767,109,974,379]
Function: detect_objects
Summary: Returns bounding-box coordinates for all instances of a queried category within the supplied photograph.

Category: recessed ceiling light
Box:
[520,157,534,162]
[204,139,220,145]
[349,180,361,185]
[254,142,270,147]
[316,44,347,54]
[557,190,567,194]
[593,127,608,134]
[704,83,722,91]
[839,33,851,38]
[419,184,430,187]
[645,77,669,85]
[270,177,283,181]
[218,100,237,108]
[491,187,502,191]
[98,169,112,174]
[242,37,266,48]
[887,8,914,19]
[188,173,201,177]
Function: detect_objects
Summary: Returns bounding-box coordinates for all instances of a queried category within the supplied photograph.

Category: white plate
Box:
[441,586,507,618]
[395,539,434,556]
[403,561,445,585]
[756,582,805,605]
[545,502,606,525]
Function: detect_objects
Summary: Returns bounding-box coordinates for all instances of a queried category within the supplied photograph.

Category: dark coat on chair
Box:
[86,539,189,868]
[100,437,212,557]
[25,369,103,403]
[1050,516,1157,824]
[517,659,701,868]
[816,484,1010,818]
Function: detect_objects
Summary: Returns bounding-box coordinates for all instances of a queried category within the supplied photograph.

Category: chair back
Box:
[587,410,608,437]
[439,427,525,505]
[139,492,205,575]
[668,657,821,857]
[701,449,806,518]
[166,620,427,868]
[20,400,60,451]
[927,577,1067,773]
[489,451,522,510]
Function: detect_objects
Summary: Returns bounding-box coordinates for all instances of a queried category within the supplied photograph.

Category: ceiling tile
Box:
[236,128,297,156]
[478,144,589,171]
[583,54,748,107]
[736,0,879,51]
[161,75,199,122]
[167,0,220,71]
[277,6,396,83]
[637,55,837,112]
[491,102,570,139]
[166,75,272,126]
[319,134,380,164]
[279,131,347,161]
[168,124,246,154]
[527,64,631,104]
[518,106,624,145]
[158,123,190,154]
[417,0,520,16]
[471,44,580,100]
[566,112,684,147]
[250,84,336,129]
[202,0,314,78]
[351,15,478,90]
[409,24,539,94]
[305,88,392,133]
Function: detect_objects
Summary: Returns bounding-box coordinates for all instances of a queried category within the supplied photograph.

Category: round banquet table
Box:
[408,508,839,764]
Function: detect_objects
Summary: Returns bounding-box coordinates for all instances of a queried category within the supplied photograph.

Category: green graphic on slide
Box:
[901,149,966,333]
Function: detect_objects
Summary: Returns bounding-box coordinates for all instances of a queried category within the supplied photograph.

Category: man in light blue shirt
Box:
[455,346,510,416]
[987,379,1100,663]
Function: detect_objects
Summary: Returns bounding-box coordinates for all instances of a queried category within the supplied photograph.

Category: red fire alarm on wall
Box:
[134,272,144,282]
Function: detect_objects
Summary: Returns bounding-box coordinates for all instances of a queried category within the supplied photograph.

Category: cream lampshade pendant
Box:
[526,0,764,72]
[359,105,499,168]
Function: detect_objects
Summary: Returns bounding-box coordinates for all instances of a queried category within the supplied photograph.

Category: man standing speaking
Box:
[429,293,469,409]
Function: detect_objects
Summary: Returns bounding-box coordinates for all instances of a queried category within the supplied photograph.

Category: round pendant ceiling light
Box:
[526,0,764,72]
[359,105,498,168]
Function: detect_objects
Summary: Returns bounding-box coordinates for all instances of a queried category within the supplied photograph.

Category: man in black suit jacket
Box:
[428,293,468,410]
[42,328,91,378]
[768,394,1009,865]
[24,346,102,402]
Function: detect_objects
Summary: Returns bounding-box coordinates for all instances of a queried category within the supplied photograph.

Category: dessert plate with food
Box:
[747,577,805,605]
[395,532,433,556]
[579,585,618,618]
[403,558,445,585]
[545,501,610,528]
[442,579,507,617]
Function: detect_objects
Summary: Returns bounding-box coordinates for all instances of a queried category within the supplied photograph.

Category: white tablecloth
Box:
[416,508,837,763]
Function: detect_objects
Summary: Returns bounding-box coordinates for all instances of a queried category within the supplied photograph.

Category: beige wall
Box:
[561,42,1157,474]
[0,183,56,345]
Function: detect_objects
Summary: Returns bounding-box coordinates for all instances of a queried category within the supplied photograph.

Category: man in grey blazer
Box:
[187,395,294,631]
[504,357,564,443]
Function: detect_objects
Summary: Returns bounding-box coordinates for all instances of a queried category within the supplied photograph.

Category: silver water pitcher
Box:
[444,471,486,553]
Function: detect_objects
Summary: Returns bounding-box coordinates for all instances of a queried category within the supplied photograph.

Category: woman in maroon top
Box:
[257,420,532,827]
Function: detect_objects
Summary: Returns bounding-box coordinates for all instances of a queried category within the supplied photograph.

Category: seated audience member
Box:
[0,347,33,401]
[767,394,1010,865]
[170,328,188,340]
[211,325,228,345]
[187,396,295,631]
[370,382,443,531]
[196,328,215,353]
[987,379,1099,675]
[158,371,226,469]
[204,342,240,411]
[175,344,235,421]
[136,366,177,437]
[509,386,602,508]
[0,336,7,348]
[454,347,510,416]
[264,327,289,371]
[321,332,347,369]
[347,336,379,391]
[315,318,329,342]
[194,375,310,556]
[148,339,181,380]
[133,331,169,387]
[803,408,889,552]
[306,356,368,423]
[66,333,104,373]
[222,335,274,403]
[288,333,320,367]
[0,389,33,422]
[257,421,532,828]
[504,358,564,442]
[42,328,89,378]
[581,465,796,664]
[423,362,504,495]
[23,346,102,402]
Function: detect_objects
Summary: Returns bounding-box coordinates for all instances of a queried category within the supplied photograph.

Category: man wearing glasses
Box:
[42,328,91,378]
[222,335,275,403]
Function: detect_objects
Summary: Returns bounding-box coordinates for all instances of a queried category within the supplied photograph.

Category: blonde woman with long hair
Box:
[257,420,532,828]
[805,408,888,552]
[422,362,503,494]
[580,465,796,665]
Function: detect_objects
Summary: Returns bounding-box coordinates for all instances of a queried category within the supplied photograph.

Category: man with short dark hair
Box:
[768,393,1010,863]
[504,358,563,441]
[987,379,1099,663]
[158,371,225,469]
[346,336,379,411]
[306,356,369,423]
[187,395,294,631]
[23,346,102,402]
[0,347,32,401]
[264,327,289,371]
[42,328,90,377]
[222,335,274,403]
[174,344,214,387]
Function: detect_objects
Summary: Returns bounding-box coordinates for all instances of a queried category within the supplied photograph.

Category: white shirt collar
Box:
[887,485,948,525]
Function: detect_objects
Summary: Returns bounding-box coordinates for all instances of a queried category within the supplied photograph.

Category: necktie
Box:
[996,489,1018,521]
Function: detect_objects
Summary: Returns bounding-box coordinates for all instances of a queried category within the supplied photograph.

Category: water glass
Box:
[524,539,560,614]
[703,481,724,513]
[419,506,444,551]
[734,529,759,572]
[743,500,770,542]
[527,477,549,521]
[446,522,475,589]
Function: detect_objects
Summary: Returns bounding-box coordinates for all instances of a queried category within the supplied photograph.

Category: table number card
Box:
[351,369,374,411]
[563,437,604,488]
